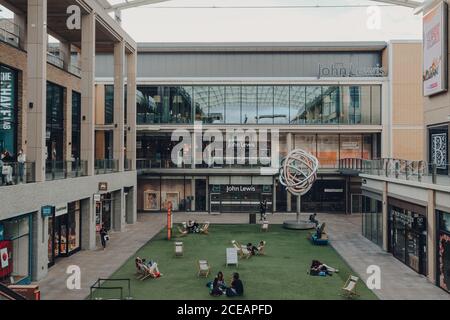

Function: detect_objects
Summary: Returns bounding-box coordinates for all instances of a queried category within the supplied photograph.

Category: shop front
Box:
[0,213,32,285]
[361,192,383,247]
[437,209,450,293]
[388,198,427,276]
[94,193,113,232]
[47,201,81,267]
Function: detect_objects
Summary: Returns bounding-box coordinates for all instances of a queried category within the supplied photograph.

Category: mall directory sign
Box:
[423,1,448,96]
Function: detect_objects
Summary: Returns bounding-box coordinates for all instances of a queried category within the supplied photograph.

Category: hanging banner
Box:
[423,1,448,96]
[0,65,16,154]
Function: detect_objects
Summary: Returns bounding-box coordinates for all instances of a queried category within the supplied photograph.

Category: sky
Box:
[0,0,423,42]
[118,0,423,42]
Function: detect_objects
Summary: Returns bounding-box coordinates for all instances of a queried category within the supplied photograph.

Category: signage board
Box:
[423,1,448,96]
[41,206,54,218]
[0,224,3,241]
[55,204,68,217]
[94,193,101,202]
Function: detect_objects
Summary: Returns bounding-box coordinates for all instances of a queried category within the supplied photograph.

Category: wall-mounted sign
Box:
[0,66,16,155]
[423,1,448,96]
[94,193,101,202]
[317,63,386,78]
[55,204,68,217]
[224,185,257,193]
[0,223,4,241]
[41,206,54,218]
[324,189,344,193]
[99,182,108,191]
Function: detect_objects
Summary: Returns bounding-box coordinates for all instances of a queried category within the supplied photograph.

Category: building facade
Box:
[95,41,423,215]
[0,0,137,284]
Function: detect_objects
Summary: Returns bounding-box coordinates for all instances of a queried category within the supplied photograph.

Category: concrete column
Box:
[126,186,137,224]
[427,189,436,283]
[81,197,96,250]
[32,212,48,281]
[191,178,196,211]
[126,51,137,170]
[381,82,391,158]
[113,41,125,172]
[80,13,96,176]
[14,13,27,50]
[382,181,389,251]
[27,0,47,183]
[286,133,293,212]
[113,189,125,232]
[60,41,71,72]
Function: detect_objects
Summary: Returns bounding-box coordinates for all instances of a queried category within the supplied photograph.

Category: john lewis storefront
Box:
[96,42,390,214]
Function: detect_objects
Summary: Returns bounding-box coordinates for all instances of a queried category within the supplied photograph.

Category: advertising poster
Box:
[144,190,160,211]
[423,2,448,96]
[0,66,16,154]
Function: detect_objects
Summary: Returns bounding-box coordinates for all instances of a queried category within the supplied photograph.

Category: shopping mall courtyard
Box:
[91,224,377,300]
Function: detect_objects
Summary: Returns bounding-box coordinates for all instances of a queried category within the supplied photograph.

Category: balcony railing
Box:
[68,64,81,77]
[47,51,65,69]
[0,19,20,49]
[340,157,450,186]
[0,162,35,186]
[95,159,119,174]
[45,160,88,181]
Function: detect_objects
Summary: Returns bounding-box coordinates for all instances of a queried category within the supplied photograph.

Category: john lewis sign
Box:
[318,63,386,78]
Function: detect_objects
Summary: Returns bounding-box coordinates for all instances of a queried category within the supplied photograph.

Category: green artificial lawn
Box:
[91,224,378,300]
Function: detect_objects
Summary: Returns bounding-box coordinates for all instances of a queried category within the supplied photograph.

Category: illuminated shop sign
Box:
[225,185,257,193]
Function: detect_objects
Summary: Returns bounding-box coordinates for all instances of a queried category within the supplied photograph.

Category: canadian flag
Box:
[0,247,8,269]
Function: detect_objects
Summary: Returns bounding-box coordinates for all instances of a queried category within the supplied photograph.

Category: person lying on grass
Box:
[309,260,339,276]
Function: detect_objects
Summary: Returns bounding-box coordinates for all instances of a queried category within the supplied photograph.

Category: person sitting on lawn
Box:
[210,277,224,297]
[226,272,244,297]
[309,260,338,276]
[207,271,227,290]
[246,242,259,256]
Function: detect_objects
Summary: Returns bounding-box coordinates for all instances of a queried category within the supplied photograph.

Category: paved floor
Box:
[37,211,450,300]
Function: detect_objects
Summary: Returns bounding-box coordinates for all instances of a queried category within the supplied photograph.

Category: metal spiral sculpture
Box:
[279,149,319,196]
[279,149,319,230]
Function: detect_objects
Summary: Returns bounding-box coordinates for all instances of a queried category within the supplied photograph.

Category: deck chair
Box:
[175,242,183,257]
[341,275,359,299]
[200,222,210,235]
[198,260,211,277]
[261,221,269,232]
[140,263,161,281]
[135,257,146,279]
[226,248,238,267]
[231,240,252,259]
[177,226,188,237]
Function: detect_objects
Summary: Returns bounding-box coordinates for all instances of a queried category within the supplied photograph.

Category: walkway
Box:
[38,213,166,300]
[37,211,450,300]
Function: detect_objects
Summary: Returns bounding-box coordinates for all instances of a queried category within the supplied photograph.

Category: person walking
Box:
[100,225,109,250]
[17,149,26,183]
[259,199,267,221]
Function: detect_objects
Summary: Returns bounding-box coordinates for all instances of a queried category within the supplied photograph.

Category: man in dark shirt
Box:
[227,272,244,297]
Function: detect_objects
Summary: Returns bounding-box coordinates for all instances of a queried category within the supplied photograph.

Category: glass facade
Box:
[0,214,32,285]
[137,85,382,125]
[72,91,81,160]
[389,204,427,275]
[428,126,448,175]
[0,65,18,157]
[438,210,450,293]
[104,85,114,125]
[362,195,383,247]
[46,82,64,162]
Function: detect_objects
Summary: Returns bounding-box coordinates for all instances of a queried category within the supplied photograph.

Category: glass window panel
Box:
[274,86,289,124]
[161,177,185,211]
[360,86,371,124]
[290,86,306,124]
[194,86,209,123]
[317,135,339,168]
[225,86,241,124]
[208,86,225,124]
[340,135,362,160]
[241,86,257,124]
[257,86,274,124]
[305,86,322,124]
[294,134,317,156]
[104,85,114,124]
[371,85,382,125]
[322,86,340,124]
[136,86,161,124]
[141,178,161,211]
[72,91,81,160]
[363,134,373,160]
